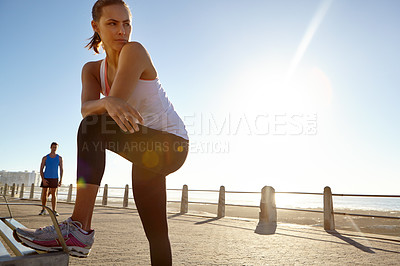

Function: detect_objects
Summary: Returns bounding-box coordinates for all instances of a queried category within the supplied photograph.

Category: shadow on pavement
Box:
[194,217,221,225]
[327,230,375,253]
[168,214,400,255]
[168,213,184,219]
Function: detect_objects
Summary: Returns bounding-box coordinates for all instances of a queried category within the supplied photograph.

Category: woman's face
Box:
[94,4,132,52]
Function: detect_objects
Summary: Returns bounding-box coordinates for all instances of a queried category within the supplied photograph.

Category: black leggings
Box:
[77,114,189,265]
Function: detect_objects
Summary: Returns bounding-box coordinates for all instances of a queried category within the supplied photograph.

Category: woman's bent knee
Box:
[78,115,103,135]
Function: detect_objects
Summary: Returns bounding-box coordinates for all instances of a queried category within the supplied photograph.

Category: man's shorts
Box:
[40,178,59,188]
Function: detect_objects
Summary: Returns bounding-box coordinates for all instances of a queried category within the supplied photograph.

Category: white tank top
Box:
[100,59,188,140]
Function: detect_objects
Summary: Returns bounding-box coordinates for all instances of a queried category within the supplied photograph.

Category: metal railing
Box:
[0,182,399,232]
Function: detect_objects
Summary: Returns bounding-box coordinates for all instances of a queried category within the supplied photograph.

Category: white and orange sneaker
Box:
[13,217,94,258]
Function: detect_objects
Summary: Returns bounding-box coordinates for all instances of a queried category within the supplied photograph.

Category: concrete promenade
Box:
[4,200,400,265]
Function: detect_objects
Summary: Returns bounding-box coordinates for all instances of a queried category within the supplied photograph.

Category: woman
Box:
[14,0,189,265]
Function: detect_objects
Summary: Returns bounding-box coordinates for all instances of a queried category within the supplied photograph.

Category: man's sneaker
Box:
[38,209,46,215]
[13,217,95,258]
[54,211,59,216]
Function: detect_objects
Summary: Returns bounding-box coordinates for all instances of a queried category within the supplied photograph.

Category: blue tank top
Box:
[44,154,60,179]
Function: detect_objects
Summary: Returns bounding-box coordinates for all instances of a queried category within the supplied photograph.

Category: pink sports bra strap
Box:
[104,58,111,96]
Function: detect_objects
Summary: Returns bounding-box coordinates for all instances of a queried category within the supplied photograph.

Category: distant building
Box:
[0,170,41,186]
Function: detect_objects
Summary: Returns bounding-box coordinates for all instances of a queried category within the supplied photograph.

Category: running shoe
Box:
[54,211,60,216]
[38,209,46,215]
[13,217,95,258]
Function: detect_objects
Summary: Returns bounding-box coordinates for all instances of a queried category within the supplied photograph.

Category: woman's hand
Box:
[103,96,144,133]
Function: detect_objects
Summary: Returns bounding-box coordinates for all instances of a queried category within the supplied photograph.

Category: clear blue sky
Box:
[0,0,399,194]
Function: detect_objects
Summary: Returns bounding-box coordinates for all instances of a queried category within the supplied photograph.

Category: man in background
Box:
[39,142,63,216]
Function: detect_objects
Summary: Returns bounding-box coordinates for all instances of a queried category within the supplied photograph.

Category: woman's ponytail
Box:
[86,31,102,54]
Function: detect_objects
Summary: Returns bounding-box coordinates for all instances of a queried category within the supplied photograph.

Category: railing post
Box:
[0,186,2,195]
[217,186,225,218]
[16,184,19,195]
[29,183,35,199]
[180,184,188,214]
[3,184,8,196]
[324,186,335,231]
[67,184,73,203]
[11,183,16,197]
[123,184,129,207]
[19,183,25,199]
[102,184,108,206]
[255,186,277,234]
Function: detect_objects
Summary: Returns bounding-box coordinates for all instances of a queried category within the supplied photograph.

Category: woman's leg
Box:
[132,164,172,266]
[71,115,106,230]
[71,184,99,231]
[73,114,188,232]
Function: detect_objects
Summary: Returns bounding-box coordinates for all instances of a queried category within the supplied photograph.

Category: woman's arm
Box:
[108,42,156,100]
[96,42,149,131]
[80,50,144,132]
[80,61,106,118]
